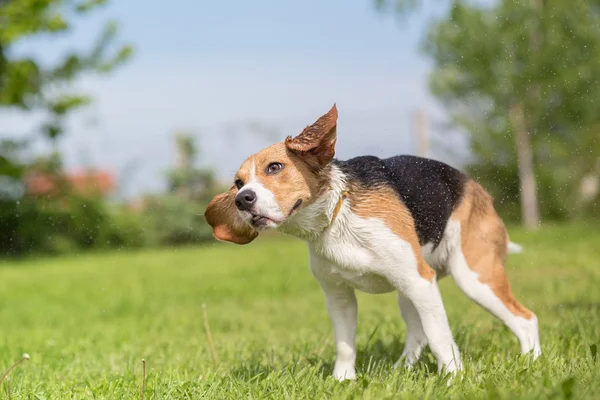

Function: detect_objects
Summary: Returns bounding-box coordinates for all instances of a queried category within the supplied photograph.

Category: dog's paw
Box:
[440,359,464,386]
[393,351,421,370]
[332,364,356,381]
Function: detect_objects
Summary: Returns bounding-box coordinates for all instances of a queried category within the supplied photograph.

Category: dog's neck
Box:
[278,164,348,241]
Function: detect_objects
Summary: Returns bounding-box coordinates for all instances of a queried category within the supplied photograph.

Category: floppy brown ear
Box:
[204,188,258,245]
[285,104,338,169]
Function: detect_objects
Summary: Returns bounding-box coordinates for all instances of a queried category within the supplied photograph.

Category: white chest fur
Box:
[278,165,433,294]
[306,210,419,294]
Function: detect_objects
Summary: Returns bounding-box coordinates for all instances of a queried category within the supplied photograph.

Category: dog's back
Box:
[335,155,468,248]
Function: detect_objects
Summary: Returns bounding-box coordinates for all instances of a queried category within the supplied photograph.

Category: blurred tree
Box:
[175,133,195,171]
[0,0,132,255]
[167,132,220,202]
[140,133,222,247]
[375,0,600,226]
[0,0,132,142]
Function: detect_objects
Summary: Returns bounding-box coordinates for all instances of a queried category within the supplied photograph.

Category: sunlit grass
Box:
[1,223,599,399]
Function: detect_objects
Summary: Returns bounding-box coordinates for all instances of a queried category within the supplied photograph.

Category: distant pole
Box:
[413,109,429,158]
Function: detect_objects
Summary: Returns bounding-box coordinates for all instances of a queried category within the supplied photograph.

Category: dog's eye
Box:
[266,162,284,175]
[235,179,244,189]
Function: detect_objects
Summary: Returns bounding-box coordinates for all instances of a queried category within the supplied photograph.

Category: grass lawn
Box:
[1,223,599,399]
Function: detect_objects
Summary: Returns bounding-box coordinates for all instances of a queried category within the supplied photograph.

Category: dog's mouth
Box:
[249,213,282,229]
[248,199,302,229]
[288,199,303,216]
[251,214,273,226]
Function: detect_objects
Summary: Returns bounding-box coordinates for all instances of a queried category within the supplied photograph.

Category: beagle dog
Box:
[204,104,541,381]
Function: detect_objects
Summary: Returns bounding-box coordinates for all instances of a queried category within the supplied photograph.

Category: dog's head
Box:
[204,104,338,244]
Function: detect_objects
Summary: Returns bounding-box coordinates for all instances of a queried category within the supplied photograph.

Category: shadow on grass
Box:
[227,339,437,382]
[355,338,437,377]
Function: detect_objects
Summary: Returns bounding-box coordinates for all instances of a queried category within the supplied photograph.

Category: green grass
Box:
[1,223,599,399]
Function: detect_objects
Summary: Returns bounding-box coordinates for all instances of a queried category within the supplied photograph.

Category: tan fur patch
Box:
[453,181,534,319]
[349,186,436,282]
[236,143,324,216]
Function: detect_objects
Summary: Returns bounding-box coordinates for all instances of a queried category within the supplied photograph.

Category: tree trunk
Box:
[509,103,540,228]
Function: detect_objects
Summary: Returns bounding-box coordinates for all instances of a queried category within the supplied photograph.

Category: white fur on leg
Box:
[332,342,356,381]
[516,314,542,359]
[321,284,358,381]
[445,221,542,359]
[403,277,463,374]
[395,294,428,368]
[451,254,542,359]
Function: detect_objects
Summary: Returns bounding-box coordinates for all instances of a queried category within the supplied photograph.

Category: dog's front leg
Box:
[321,283,358,381]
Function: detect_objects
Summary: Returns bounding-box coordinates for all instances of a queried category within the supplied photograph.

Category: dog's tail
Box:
[507,241,524,254]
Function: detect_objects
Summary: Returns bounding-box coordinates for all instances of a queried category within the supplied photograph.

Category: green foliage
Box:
[140,194,213,246]
[5,194,108,255]
[0,0,134,256]
[167,132,222,202]
[426,0,600,133]
[97,206,147,249]
[374,0,600,222]
[0,0,132,139]
[422,0,600,221]
[136,133,222,247]
[0,224,599,397]
[0,136,224,256]
[2,193,152,256]
[0,180,220,257]
[468,162,571,223]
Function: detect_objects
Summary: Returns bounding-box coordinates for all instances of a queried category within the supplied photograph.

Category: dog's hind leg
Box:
[448,244,541,358]
[446,197,541,359]
[394,293,428,368]
[448,180,541,359]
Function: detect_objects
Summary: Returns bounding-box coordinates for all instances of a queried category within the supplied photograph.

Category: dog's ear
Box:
[204,187,258,245]
[285,104,338,169]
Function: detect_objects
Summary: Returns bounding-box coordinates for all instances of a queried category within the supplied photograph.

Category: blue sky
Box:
[4,0,460,198]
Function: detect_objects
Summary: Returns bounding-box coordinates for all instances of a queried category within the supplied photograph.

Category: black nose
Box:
[235,189,257,211]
